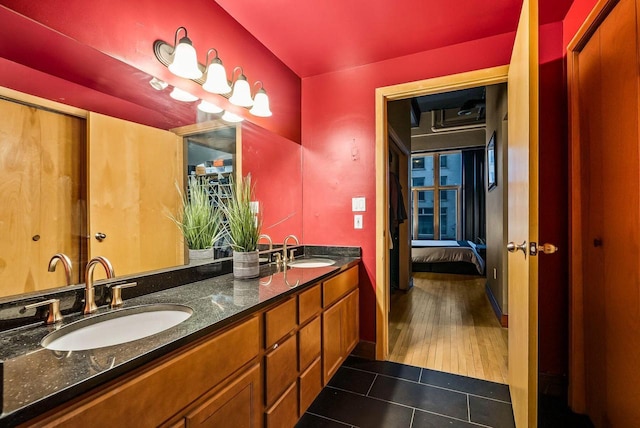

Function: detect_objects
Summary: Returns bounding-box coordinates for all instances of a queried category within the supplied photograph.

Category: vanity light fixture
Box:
[154,28,273,116]
[170,87,198,102]
[249,81,272,117]
[197,100,224,114]
[202,48,232,94]
[221,111,244,123]
[165,27,203,79]
[228,67,254,108]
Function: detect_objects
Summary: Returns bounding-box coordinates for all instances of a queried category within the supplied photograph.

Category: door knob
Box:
[539,243,558,254]
[95,232,107,242]
[507,241,527,257]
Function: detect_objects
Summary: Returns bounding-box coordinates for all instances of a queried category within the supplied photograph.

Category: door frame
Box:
[374,65,509,359]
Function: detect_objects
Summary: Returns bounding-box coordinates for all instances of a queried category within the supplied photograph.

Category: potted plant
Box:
[172,176,225,263]
[220,174,263,278]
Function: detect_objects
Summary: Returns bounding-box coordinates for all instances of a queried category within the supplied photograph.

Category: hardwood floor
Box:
[388,272,508,384]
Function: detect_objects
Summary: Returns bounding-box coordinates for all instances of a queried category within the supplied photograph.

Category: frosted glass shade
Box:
[197,100,224,114]
[229,76,253,107]
[221,111,244,123]
[169,87,198,102]
[249,89,272,117]
[202,60,231,94]
[168,39,202,79]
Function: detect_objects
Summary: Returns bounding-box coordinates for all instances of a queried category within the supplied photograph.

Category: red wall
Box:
[563,0,599,48]
[0,0,301,142]
[301,32,515,341]
[242,121,303,242]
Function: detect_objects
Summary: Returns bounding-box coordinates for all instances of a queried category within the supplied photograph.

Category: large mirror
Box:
[0,7,302,299]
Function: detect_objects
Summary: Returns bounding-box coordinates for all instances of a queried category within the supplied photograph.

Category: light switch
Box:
[354,214,363,229]
[352,197,366,212]
[250,201,259,214]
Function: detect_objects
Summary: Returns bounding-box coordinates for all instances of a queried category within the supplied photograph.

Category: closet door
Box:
[0,98,84,296]
[87,113,184,277]
[570,0,640,425]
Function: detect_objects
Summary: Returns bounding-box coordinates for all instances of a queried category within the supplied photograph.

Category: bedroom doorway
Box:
[384,86,508,384]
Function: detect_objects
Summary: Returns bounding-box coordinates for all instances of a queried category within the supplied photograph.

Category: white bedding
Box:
[411,240,485,275]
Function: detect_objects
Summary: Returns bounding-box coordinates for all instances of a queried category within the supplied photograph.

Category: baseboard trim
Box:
[485,282,508,327]
[352,340,376,360]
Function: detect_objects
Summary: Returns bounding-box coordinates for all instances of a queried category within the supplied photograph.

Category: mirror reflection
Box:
[0,15,302,299]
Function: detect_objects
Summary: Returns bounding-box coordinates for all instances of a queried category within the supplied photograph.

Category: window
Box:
[411,151,461,240]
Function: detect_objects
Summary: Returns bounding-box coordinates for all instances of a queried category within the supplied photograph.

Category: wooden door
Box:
[570,0,640,424]
[0,98,84,296]
[507,0,539,426]
[87,113,184,277]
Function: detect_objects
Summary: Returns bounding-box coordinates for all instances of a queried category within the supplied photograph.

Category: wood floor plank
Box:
[388,272,508,384]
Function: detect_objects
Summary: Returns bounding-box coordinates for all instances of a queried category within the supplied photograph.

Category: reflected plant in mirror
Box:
[170,177,225,263]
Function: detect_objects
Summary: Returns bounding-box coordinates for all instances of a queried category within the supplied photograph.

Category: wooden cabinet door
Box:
[264,333,297,407]
[298,316,321,372]
[265,382,297,428]
[0,98,85,296]
[343,289,359,356]
[87,112,184,277]
[299,357,322,417]
[322,301,343,384]
[185,364,261,428]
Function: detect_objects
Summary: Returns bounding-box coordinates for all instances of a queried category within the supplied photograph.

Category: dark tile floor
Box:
[296,356,515,428]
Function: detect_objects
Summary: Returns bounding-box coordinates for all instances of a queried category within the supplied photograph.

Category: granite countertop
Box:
[0,252,360,426]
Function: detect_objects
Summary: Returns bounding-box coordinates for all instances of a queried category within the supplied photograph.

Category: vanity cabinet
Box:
[22,264,359,428]
[26,316,260,427]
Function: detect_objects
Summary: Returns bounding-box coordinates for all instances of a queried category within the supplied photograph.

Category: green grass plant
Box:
[220,175,262,252]
[172,176,225,250]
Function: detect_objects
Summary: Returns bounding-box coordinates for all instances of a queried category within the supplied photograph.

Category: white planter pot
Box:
[233,251,260,279]
[188,248,213,264]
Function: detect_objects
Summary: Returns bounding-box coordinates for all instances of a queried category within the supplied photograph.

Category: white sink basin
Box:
[288,258,336,268]
[41,304,193,351]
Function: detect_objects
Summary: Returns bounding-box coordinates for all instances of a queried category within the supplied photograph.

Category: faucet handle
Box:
[274,252,283,266]
[109,282,137,309]
[289,248,297,262]
[24,299,63,325]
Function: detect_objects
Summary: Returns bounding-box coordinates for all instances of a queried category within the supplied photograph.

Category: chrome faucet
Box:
[282,234,300,264]
[258,234,273,251]
[48,253,73,286]
[83,256,115,314]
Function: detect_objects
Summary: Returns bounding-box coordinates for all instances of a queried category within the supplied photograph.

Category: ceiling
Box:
[215,0,574,78]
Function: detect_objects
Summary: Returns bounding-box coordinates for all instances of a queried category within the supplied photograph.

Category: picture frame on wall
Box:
[487,131,497,191]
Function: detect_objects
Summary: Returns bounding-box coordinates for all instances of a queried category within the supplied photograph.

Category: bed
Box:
[411,240,485,275]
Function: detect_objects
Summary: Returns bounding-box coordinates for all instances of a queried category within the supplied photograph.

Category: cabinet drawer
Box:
[265,381,298,428]
[265,334,298,407]
[265,297,297,348]
[185,364,261,428]
[299,357,322,416]
[323,265,358,308]
[298,284,321,325]
[298,316,321,372]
